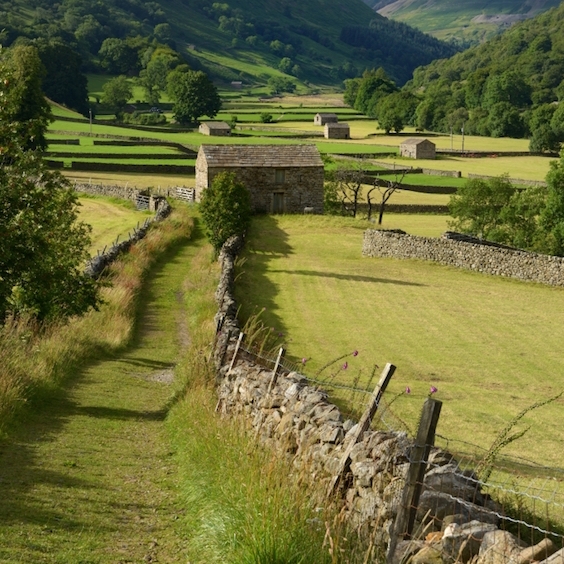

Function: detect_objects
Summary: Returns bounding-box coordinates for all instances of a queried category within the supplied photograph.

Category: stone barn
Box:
[325,122,350,139]
[314,112,338,126]
[199,121,231,136]
[400,138,436,159]
[195,144,325,214]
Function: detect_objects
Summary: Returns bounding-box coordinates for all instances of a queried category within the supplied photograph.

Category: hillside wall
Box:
[362,230,564,286]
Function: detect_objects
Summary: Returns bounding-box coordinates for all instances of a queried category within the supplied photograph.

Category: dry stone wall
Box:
[210,235,540,564]
[363,230,564,286]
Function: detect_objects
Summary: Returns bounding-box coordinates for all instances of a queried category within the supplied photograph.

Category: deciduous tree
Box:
[199,172,252,255]
[167,69,221,124]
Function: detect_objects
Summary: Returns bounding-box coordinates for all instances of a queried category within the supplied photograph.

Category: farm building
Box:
[195,144,324,214]
[199,121,231,136]
[399,138,436,159]
[314,112,338,126]
[325,122,350,139]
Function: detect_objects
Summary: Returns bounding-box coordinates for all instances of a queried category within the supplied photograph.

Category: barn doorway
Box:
[272,192,285,214]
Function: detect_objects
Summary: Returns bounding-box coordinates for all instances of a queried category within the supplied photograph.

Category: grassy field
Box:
[78,196,152,254]
[235,215,564,477]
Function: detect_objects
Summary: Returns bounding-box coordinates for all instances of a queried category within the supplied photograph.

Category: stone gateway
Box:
[195,144,325,214]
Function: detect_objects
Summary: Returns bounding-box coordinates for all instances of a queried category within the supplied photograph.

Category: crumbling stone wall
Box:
[363,230,564,286]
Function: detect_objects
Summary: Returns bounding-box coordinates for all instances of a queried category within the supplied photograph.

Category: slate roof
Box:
[316,113,338,118]
[400,138,435,146]
[198,144,324,167]
[326,122,350,128]
[201,121,231,130]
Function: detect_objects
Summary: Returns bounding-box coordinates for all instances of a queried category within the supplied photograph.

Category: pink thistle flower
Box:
[430,385,438,395]
[352,350,358,357]
[342,362,348,370]
[301,358,307,365]
[405,386,411,394]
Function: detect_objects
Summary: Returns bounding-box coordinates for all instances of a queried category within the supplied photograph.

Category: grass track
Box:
[235,215,564,472]
[0,215,201,562]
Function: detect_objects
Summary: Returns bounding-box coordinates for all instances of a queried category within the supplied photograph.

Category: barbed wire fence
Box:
[226,334,564,562]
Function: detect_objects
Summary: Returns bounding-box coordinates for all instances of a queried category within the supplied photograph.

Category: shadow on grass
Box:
[269,268,426,286]
[235,215,293,338]
[0,218,198,532]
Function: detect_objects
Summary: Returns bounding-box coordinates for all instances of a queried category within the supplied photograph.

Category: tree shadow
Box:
[234,216,293,339]
[0,227,198,532]
[269,268,425,286]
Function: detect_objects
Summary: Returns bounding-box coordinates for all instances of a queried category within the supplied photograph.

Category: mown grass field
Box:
[235,215,564,478]
[78,196,152,254]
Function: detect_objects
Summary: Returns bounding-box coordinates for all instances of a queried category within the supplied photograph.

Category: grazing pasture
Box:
[235,215,564,472]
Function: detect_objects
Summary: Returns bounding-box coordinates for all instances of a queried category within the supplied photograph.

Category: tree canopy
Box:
[199,172,252,254]
[0,49,100,322]
[167,69,221,124]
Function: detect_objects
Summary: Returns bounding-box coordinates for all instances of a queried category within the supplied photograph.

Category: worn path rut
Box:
[0,237,202,563]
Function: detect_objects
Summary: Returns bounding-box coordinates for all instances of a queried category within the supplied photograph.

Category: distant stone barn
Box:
[325,122,350,139]
[399,138,436,159]
[195,145,325,214]
[314,112,338,126]
[199,121,231,136]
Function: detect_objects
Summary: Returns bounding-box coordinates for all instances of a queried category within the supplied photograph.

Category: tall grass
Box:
[0,204,194,437]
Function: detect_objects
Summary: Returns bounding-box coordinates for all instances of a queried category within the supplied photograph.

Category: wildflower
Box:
[342,362,348,370]
[430,385,438,395]
[301,358,307,365]
[405,386,411,394]
[352,350,358,357]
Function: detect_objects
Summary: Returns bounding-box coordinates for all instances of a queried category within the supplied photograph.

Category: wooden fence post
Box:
[327,363,396,497]
[267,347,285,393]
[227,331,244,375]
[387,397,442,564]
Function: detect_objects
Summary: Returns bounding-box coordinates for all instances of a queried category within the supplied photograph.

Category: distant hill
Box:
[0,0,458,87]
[361,0,561,44]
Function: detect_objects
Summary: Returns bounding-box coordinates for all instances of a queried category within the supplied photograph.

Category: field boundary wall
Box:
[362,229,564,286]
[210,236,564,564]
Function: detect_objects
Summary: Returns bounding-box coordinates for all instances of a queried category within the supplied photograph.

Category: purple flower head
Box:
[301,357,307,365]
[405,386,411,395]
[342,362,348,370]
[352,350,359,357]
[430,385,438,395]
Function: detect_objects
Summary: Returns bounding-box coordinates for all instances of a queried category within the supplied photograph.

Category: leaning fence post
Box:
[387,397,442,564]
[327,362,396,497]
[267,347,285,393]
[227,332,244,375]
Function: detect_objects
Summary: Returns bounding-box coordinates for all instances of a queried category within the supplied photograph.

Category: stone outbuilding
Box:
[199,121,231,136]
[325,122,350,139]
[314,112,338,126]
[399,138,436,159]
[195,144,324,214]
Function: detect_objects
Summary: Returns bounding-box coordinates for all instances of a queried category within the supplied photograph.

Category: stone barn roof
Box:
[198,144,324,167]
[400,138,435,147]
[201,121,231,130]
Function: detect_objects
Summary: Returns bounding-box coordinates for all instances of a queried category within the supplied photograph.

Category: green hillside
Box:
[0,0,457,88]
[361,0,561,44]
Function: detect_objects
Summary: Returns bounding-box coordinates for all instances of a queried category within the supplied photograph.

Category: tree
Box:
[448,176,517,241]
[538,154,564,255]
[102,76,133,119]
[36,41,89,115]
[377,92,418,133]
[267,76,296,95]
[167,69,221,124]
[98,38,140,74]
[199,172,252,254]
[330,163,367,218]
[366,172,405,224]
[139,53,175,105]
[0,54,100,322]
[1,45,52,151]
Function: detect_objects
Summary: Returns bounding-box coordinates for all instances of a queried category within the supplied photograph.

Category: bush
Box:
[199,172,252,254]
[260,112,273,123]
[122,111,167,125]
